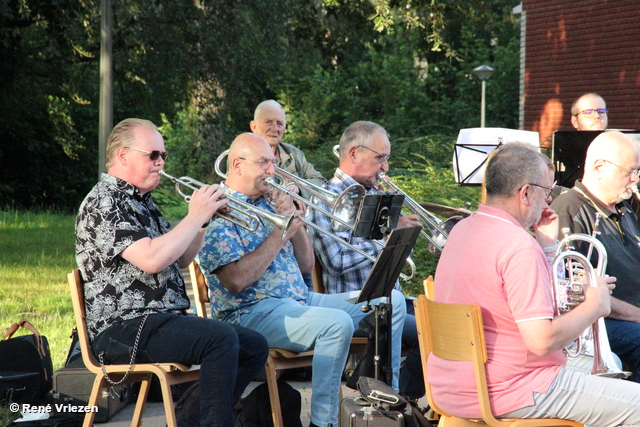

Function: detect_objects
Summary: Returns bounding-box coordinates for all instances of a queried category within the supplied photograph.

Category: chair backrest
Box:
[415,294,498,426]
[423,275,435,299]
[67,270,103,374]
[311,254,325,294]
[189,261,210,318]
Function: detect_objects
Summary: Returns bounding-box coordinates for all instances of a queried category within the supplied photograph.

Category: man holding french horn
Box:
[430,143,640,426]
[198,132,408,427]
[552,131,640,383]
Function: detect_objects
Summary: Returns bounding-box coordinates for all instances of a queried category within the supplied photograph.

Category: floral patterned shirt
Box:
[75,173,190,340]
[199,187,308,324]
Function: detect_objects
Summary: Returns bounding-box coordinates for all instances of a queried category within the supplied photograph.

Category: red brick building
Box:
[517,0,640,147]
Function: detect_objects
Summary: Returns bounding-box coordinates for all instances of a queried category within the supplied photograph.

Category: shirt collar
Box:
[102,173,147,200]
[221,183,263,206]
[574,180,628,216]
[476,204,523,228]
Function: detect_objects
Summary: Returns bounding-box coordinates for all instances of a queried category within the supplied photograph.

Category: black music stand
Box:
[552,130,640,187]
[353,193,404,240]
[355,225,421,386]
[551,130,603,187]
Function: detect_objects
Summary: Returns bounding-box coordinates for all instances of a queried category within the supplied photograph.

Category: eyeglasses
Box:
[125,147,169,161]
[357,145,390,163]
[528,181,556,199]
[239,157,281,170]
[601,159,640,180]
[575,108,608,119]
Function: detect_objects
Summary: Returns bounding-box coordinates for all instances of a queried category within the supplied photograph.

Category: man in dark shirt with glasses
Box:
[551,130,640,382]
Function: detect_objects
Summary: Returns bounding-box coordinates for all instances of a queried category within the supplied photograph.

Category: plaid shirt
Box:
[307,168,401,294]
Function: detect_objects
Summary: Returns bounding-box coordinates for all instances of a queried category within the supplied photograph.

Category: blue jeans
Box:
[605,318,640,382]
[502,367,640,427]
[92,313,269,427]
[238,289,407,427]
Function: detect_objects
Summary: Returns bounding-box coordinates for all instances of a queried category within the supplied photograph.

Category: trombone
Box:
[158,170,295,237]
[214,150,417,281]
[333,144,463,252]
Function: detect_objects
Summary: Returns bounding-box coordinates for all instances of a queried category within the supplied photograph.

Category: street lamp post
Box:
[473,65,494,128]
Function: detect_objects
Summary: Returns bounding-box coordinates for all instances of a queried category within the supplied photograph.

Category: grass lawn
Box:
[0,211,77,371]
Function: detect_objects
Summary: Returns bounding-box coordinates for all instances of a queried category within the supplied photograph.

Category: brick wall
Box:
[521,0,640,147]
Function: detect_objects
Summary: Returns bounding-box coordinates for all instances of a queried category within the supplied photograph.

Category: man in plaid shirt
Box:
[307,120,425,399]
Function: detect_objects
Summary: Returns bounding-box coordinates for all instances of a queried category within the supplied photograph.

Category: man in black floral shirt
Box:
[75,118,268,426]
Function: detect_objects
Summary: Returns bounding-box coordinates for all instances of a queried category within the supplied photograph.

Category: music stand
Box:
[453,128,540,186]
[355,225,422,386]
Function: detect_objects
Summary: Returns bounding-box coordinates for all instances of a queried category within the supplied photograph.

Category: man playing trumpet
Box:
[430,143,640,426]
[75,118,269,427]
[198,132,408,427]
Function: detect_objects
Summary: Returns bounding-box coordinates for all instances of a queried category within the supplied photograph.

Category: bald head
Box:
[226,133,276,197]
[583,131,640,208]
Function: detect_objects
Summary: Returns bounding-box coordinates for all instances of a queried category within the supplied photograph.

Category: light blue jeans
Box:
[238,289,407,427]
[502,367,640,426]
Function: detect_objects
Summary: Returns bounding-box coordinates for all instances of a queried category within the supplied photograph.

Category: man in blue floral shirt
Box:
[199,133,408,427]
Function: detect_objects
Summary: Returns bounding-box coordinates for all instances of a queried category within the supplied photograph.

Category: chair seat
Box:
[269,349,315,359]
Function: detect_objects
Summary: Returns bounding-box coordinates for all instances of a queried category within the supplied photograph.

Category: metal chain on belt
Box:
[98,313,149,387]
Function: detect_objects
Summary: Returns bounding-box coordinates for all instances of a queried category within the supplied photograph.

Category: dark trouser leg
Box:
[400,299,425,399]
[92,313,268,427]
[604,318,640,382]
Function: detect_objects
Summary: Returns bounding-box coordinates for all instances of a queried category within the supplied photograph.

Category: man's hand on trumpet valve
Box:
[397,213,422,229]
[187,184,229,227]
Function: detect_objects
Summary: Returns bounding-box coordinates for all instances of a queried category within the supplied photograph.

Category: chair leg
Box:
[84,375,104,427]
[131,375,152,427]
[265,357,284,427]
[159,374,178,427]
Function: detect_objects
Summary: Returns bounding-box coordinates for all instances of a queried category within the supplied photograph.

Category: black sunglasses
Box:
[125,147,169,161]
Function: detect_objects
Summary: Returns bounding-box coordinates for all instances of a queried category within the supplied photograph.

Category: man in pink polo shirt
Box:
[429,144,640,426]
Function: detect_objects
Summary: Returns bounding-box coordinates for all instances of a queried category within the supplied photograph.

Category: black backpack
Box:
[173,379,302,427]
[237,379,302,427]
[0,320,53,404]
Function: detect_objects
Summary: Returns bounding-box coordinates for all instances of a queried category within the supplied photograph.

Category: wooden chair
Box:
[68,270,200,427]
[413,294,583,427]
[189,260,366,427]
[423,275,435,299]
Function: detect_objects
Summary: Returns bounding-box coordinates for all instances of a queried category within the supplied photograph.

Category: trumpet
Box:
[214,150,416,281]
[158,170,295,238]
[551,217,630,378]
[333,144,463,252]
[214,149,366,232]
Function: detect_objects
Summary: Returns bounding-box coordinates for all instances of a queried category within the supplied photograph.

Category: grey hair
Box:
[105,118,157,168]
[338,121,388,160]
[484,143,547,198]
[253,100,286,124]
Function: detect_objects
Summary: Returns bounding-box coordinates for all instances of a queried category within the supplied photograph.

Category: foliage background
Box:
[0,0,521,378]
[1,0,521,211]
